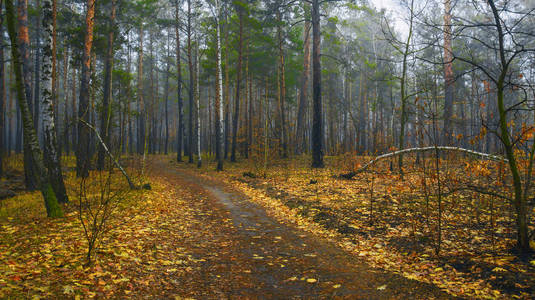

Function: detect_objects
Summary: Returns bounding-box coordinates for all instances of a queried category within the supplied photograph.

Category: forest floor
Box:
[0,154,533,299]
[1,155,449,299]
[177,154,535,299]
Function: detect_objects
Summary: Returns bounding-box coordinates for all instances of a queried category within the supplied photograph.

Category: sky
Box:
[369,0,409,37]
[370,0,400,11]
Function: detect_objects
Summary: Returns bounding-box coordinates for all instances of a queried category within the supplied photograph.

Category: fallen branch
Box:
[339,146,508,179]
[79,120,137,189]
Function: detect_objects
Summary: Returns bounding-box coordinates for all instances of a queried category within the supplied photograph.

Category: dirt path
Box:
[155,160,455,299]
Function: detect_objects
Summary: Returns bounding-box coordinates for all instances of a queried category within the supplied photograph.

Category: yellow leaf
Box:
[333,284,341,289]
[112,278,130,284]
[287,276,298,281]
[377,285,387,290]
[63,285,75,295]
[306,278,317,283]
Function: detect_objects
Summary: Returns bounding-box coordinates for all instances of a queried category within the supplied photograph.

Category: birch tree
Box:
[215,0,224,171]
[41,0,68,203]
[5,0,62,217]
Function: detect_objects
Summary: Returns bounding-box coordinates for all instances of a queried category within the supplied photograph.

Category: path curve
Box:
[156,159,456,299]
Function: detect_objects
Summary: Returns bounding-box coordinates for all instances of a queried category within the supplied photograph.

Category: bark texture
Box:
[76,0,95,178]
[41,0,68,203]
[311,0,323,168]
[6,0,62,217]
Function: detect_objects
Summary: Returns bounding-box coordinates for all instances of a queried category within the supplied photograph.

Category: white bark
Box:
[216,0,224,169]
[41,0,67,202]
[196,34,201,167]
[354,146,508,174]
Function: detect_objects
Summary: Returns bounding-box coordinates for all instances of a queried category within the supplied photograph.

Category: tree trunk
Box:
[16,92,22,154]
[215,0,224,171]
[18,0,37,189]
[41,0,68,203]
[0,10,5,176]
[164,32,170,155]
[33,0,41,139]
[51,0,58,143]
[97,0,117,170]
[71,66,77,148]
[486,0,529,252]
[398,0,414,175]
[296,7,311,155]
[246,43,252,158]
[277,10,288,158]
[148,30,155,155]
[62,46,69,154]
[187,0,194,163]
[7,64,13,155]
[443,0,454,146]
[195,33,201,167]
[137,23,145,156]
[127,36,133,155]
[6,0,62,217]
[175,0,183,162]
[223,21,230,160]
[76,0,95,178]
[311,0,323,168]
[231,8,243,162]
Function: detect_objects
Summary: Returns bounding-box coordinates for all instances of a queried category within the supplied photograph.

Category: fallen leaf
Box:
[377,285,387,290]
[63,285,75,295]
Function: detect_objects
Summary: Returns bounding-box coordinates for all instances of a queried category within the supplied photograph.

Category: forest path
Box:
[154,158,454,299]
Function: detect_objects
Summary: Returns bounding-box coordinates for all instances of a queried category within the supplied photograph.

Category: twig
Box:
[79,119,137,189]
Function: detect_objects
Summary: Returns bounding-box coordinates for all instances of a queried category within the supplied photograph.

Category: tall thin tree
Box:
[5,0,62,217]
[41,0,68,203]
[18,0,37,188]
[311,0,323,167]
[443,0,454,145]
[231,4,243,162]
[76,0,95,178]
[97,0,117,170]
[175,0,184,162]
[215,0,224,171]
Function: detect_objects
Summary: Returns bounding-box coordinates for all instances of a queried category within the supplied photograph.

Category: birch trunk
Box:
[33,0,41,137]
[6,0,62,217]
[41,0,68,203]
[215,0,224,171]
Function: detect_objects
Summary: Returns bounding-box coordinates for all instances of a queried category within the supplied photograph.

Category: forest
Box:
[1,0,535,298]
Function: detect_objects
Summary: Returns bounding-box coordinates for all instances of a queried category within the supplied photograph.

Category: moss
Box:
[42,183,63,218]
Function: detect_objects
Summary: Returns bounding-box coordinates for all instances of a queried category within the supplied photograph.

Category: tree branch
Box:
[339,147,508,179]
